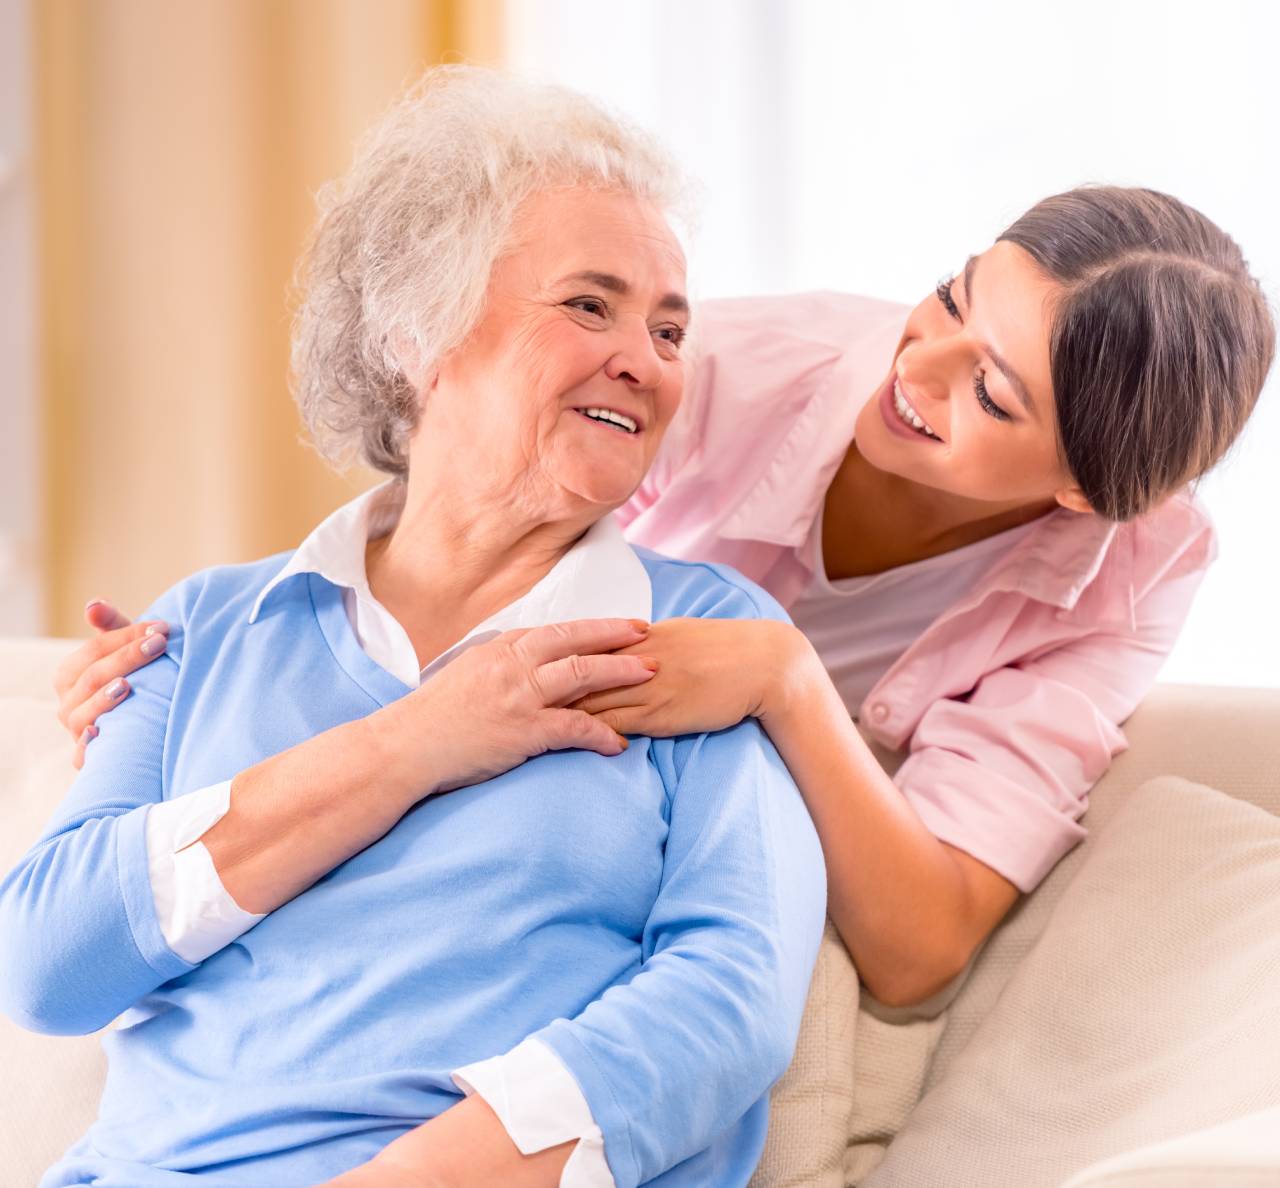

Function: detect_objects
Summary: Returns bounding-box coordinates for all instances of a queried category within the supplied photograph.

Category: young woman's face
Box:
[854,239,1089,512]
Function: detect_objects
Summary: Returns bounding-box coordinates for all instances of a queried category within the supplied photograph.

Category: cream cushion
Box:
[749,923,859,1188]
[0,639,100,1188]
[1060,1106,1280,1188]
[862,776,1280,1188]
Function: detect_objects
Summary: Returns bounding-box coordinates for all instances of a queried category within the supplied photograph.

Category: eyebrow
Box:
[561,270,689,316]
[962,255,1037,419]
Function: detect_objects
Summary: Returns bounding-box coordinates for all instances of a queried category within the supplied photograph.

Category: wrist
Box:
[758,621,828,730]
[361,698,445,809]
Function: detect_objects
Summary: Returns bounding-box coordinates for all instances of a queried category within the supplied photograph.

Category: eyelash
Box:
[566,298,686,350]
[934,277,1011,422]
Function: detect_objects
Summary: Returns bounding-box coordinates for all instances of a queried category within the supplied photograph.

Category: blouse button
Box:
[870,702,891,724]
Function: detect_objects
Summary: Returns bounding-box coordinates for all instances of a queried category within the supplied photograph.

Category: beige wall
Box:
[37,0,502,635]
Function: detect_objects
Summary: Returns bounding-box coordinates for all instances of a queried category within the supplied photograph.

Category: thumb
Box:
[84,599,133,632]
[545,708,630,757]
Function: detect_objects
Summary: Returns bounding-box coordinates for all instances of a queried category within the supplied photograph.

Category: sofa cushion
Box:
[0,685,106,1187]
[1060,1105,1280,1188]
[926,684,1280,1095]
[862,776,1280,1188]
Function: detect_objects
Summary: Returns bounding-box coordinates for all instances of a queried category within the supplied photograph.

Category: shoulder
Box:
[1124,488,1217,598]
[693,291,910,353]
[634,546,790,624]
[138,550,297,661]
[645,293,909,486]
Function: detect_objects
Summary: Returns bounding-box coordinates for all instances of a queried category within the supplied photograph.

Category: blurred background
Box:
[2,0,1277,684]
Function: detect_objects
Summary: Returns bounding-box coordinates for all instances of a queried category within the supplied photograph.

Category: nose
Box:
[604,316,663,389]
[897,331,970,404]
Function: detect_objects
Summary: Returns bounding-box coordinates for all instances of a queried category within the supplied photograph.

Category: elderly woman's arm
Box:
[0,583,655,1035]
[350,712,826,1188]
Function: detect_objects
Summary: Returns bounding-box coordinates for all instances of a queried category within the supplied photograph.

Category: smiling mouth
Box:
[574,406,639,435]
[891,380,942,441]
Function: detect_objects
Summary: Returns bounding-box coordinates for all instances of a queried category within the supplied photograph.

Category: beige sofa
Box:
[3,635,1279,1187]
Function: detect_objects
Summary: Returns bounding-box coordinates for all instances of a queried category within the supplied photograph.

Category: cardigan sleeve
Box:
[531,715,826,1187]
[0,583,198,1035]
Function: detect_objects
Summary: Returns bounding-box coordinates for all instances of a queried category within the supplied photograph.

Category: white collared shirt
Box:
[144,480,648,1186]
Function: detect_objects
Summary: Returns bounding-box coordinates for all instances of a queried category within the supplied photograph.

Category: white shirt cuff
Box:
[453,1035,614,1188]
[144,779,266,964]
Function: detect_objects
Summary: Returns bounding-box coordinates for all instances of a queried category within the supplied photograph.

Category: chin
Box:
[556,468,643,510]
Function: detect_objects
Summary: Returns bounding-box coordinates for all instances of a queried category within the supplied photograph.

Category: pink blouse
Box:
[617,293,1216,893]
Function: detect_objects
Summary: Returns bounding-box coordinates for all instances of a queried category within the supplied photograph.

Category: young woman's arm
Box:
[575,617,1015,1006]
[580,525,1213,1008]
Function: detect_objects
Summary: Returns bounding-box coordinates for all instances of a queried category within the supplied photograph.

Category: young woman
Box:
[56,185,1274,1011]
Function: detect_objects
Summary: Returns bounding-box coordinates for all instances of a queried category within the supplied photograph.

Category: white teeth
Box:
[892,381,940,440]
[581,407,638,434]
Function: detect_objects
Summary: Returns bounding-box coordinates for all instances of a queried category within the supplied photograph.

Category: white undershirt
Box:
[789,504,1042,718]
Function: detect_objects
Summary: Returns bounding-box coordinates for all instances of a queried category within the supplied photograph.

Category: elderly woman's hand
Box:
[368,618,659,796]
[52,599,170,767]
[570,616,821,739]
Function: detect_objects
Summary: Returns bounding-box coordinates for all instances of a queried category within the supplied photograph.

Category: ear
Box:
[389,327,434,400]
[1053,485,1094,515]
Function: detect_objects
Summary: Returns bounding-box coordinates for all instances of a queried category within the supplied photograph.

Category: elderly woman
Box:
[0,68,827,1187]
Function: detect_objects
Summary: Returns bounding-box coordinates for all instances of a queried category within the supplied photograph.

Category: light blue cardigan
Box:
[0,545,826,1187]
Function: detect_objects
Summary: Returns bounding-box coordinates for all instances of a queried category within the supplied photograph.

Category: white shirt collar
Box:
[250,481,652,687]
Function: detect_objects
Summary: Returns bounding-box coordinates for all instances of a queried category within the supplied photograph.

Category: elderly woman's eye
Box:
[654,325,686,349]
[567,297,608,318]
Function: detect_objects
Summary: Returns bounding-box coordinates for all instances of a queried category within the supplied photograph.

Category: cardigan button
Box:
[870,702,891,724]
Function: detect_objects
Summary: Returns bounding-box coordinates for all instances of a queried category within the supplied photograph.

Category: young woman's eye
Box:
[974,370,1011,421]
[936,276,961,321]
[567,297,608,318]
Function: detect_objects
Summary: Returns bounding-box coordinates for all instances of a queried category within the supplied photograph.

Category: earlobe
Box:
[1054,486,1094,515]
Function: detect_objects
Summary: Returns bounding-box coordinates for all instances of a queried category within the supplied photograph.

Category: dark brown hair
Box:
[998,186,1274,521]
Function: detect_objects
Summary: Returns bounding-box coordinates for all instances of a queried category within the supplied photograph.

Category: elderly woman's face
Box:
[424,187,689,512]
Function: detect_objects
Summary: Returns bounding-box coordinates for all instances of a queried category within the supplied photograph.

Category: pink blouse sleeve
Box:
[894,513,1217,893]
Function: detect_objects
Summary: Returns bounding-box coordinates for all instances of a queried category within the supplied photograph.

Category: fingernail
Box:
[85,599,109,612]
[140,634,167,656]
[105,679,127,701]
[617,735,630,751]
[79,725,98,746]
[640,658,659,673]
[629,619,650,632]
[144,621,169,637]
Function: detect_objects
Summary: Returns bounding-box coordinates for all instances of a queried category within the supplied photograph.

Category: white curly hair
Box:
[290,65,691,476]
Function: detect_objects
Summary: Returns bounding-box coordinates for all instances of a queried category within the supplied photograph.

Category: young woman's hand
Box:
[366,618,660,797]
[53,599,170,766]
[569,616,820,739]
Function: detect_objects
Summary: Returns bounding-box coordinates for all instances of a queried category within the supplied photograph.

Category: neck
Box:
[366,464,598,667]
[822,443,1058,580]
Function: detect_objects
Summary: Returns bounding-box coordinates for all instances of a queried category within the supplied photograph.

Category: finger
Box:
[57,621,169,721]
[510,618,649,667]
[64,677,131,741]
[570,684,654,715]
[72,724,98,770]
[592,707,647,738]
[53,619,169,697]
[542,708,630,756]
[84,599,133,633]
[535,653,658,707]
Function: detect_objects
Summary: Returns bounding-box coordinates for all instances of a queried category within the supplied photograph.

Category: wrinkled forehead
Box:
[504,186,688,294]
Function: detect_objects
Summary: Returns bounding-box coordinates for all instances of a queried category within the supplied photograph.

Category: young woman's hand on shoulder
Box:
[573,616,824,739]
